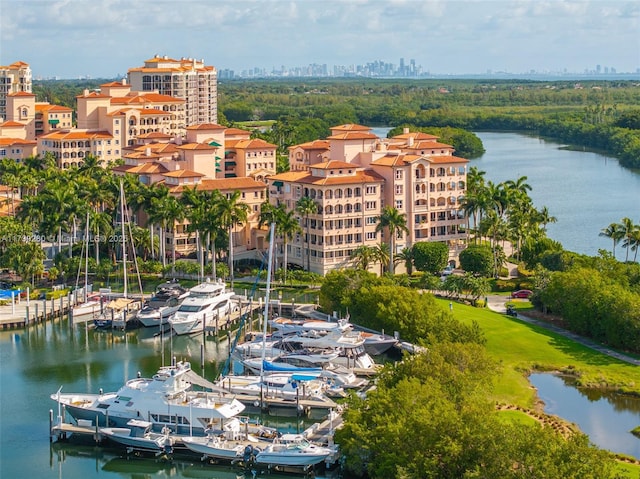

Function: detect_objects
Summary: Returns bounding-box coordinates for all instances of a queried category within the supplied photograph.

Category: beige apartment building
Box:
[37,80,186,168]
[0,61,32,121]
[268,124,468,274]
[127,55,218,126]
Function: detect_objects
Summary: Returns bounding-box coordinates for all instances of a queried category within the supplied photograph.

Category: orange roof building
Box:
[266,125,469,274]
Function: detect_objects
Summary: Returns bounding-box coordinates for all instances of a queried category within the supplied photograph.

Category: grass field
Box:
[439,298,640,405]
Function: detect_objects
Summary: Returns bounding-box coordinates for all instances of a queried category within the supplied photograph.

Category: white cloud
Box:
[0,0,637,77]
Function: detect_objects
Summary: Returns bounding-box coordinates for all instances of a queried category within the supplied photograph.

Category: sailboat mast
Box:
[120,180,128,299]
[84,211,90,296]
[260,222,277,384]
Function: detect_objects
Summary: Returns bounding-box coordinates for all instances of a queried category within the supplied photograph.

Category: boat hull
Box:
[181,436,245,460]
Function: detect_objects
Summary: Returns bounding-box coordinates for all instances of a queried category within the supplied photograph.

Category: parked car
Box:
[511,289,533,299]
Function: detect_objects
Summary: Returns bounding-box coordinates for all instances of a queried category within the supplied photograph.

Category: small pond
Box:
[529,373,640,458]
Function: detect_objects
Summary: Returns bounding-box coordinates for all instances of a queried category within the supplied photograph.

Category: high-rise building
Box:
[127,55,218,128]
[0,61,32,121]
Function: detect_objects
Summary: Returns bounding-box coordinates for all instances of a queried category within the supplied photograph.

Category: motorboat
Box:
[51,360,246,435]
[241,358,368,395]
[181,417,276,461]
[237,330,376,371]
[268,316,352,334]
[169,278,235,335]
[360,331,398,356]
[100,419,174,454]
[253,434,336,467]
[215,373,327,402]
[72,294,102,317]
[136,282,188,328]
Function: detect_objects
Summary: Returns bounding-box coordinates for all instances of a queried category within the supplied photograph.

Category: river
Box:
[372,127,640,257]
[472,132,640,257]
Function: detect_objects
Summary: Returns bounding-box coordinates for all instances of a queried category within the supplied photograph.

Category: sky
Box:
[1,0,638,78]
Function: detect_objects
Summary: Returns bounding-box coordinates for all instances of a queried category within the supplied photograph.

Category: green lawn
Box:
[438,298,640,407]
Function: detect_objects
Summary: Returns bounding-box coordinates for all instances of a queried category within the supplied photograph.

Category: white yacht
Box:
[51,360,245,436]
[136,281,188,328]
[169,279,234,335]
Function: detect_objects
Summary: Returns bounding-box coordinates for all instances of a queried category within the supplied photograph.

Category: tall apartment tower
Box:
[0,61,32,121]
[127,55,217,128]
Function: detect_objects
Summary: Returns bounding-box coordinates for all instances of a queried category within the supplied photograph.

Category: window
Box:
[365,201,377,210]
[365,186,376,195]
[366,216,377,225]
[395,200,403,209]
[395,185,403,195]
[366,232,377,240]
[395,170,403,180]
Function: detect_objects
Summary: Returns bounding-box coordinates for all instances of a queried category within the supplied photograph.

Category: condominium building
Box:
[127,55,218,127]
[268,125,468,274]
[38,80,186,168]
[0,61,32,121]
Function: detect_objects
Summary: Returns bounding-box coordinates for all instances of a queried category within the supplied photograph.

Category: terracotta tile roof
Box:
[224,127,251,136]
[270,169,384,186]
[326,131,378,140]
[7,61,29,68]
[371,153,417,167]
[136,132,173,139]
[124,150,161,160]
[110,93,183,104]
[186,123,226,130]
[35,104,72,113]
[76,91,111,99]
[39,130,113,140]
[100,81,129,88]
[7,91,35,97]
[392,132,439,141]
[330,124,372,132]
[163,169,205,178]
[116,163,169,174]
[177,143,218,151]
[0,137,37,147]
[192,177,266,191]
[1,121,25,127]
[289,140,330,150]
[311,160,355,169]
[232,138,276,149]
[132,142,180,154]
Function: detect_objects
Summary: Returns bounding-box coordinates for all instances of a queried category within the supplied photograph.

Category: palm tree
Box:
[163,195,186,274]
[536,206,557,233]
[277,207,302,284]
[350,245,376,271]
[296,196,318,272]
[372,242,390,276]
[599,222,623,258]
[218,190,249,287]
[395,246,414,275]
[619,217,640,262]
[629,227,640,263]
[147,184,173,268]
[374,205,408,275]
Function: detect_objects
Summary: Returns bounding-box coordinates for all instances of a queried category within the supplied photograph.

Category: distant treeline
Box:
[34,78,640,168]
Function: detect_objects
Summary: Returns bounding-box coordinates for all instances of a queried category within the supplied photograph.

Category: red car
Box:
[511,289,533,299]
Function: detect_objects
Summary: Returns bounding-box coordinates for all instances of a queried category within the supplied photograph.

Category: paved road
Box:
[486,295,640,366]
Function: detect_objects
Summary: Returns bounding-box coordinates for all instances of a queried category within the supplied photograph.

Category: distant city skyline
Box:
[1,0,638,79]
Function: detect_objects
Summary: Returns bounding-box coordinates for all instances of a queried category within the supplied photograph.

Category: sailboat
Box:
[72,212,102,318]
[94,181,143,329]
